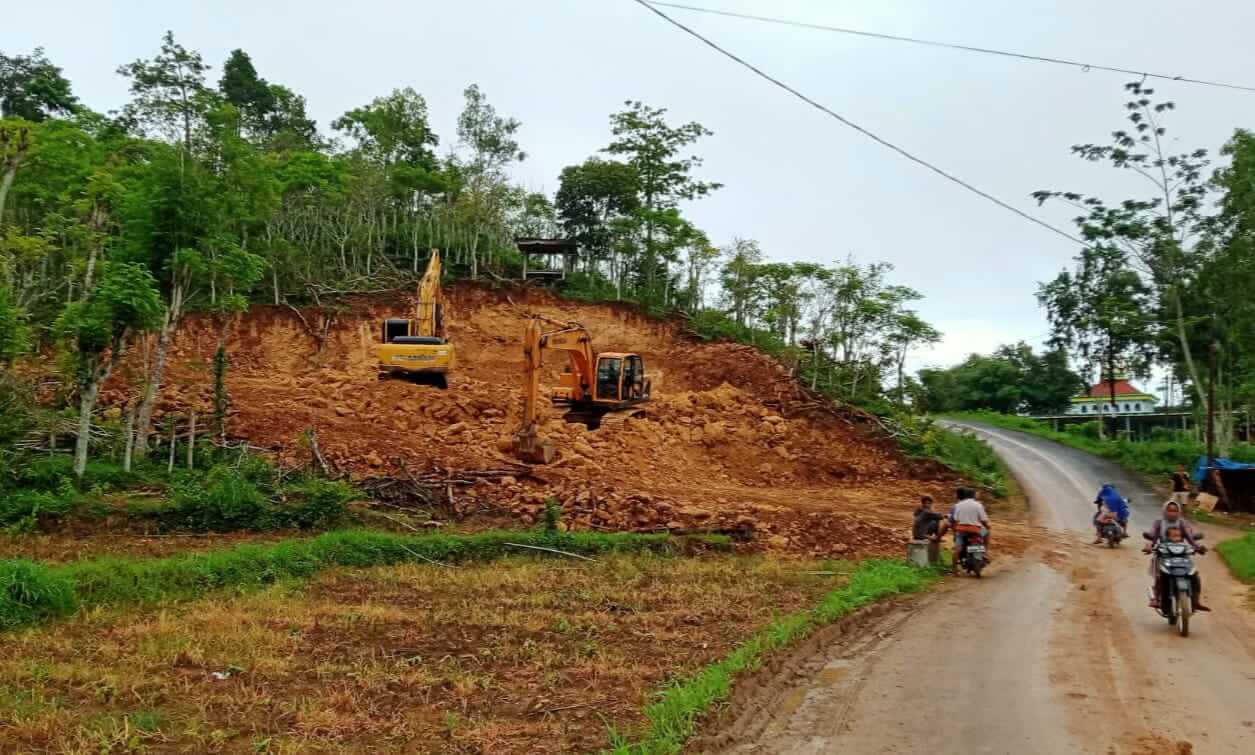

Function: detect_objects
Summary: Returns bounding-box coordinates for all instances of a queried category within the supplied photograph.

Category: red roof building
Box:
[1068,378,1158,416]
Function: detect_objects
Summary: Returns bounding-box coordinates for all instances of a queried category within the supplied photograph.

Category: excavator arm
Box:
[414,249,444,340]
[514,317,595,464]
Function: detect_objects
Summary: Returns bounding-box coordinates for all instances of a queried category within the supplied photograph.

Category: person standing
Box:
[1171,464,1191,510]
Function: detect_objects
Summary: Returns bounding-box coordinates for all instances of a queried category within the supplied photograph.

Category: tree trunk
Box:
[134,286,184,458]
[122,401,137,472]
[73,378,101,479]
[187,410,197,470]
[0,165,18,220]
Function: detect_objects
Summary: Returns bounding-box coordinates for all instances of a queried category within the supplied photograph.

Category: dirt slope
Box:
[102,285,958,558]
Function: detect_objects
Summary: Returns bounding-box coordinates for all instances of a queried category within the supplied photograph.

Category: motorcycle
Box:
[1145,532,1205,637]
[957,525,987,578]
[1100,518,1125,548]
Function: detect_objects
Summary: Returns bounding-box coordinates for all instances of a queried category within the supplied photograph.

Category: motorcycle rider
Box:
[1142,501,1210,612]
[949,487,990,573]
[1092,483,1130,544]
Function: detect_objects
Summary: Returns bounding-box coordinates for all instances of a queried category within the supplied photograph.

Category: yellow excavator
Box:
[377,249,455,389]
[512,316,651,463]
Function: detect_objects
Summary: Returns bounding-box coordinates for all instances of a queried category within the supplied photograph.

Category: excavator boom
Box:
[376,249,456,387]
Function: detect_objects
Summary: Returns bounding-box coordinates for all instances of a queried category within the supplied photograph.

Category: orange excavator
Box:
[377,249,455,388]
[512,316,652,463]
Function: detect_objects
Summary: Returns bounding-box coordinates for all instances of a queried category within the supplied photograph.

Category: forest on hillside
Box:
[0,36,942,478]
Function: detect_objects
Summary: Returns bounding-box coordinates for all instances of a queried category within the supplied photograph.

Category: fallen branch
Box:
[504,542,599,562]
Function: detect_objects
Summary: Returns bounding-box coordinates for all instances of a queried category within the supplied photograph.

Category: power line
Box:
[628,0,1088,247]
[647,1,1255,94]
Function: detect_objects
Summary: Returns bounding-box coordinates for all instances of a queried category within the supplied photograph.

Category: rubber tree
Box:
[54,261,162,478]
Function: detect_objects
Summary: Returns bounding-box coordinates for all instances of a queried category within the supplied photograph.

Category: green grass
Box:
[1216,533,1255,584]
[942,411,1255,480]
[0,529,725,632]
[895,416,1010,497]
[605,559,939,754]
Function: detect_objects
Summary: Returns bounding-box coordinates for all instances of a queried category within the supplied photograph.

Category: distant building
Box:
[1068,378,1158,416]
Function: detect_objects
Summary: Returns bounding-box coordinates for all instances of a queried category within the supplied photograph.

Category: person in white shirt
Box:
[948,487,991,572]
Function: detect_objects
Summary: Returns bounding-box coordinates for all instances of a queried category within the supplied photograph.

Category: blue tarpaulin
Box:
[1192,455,1255,484]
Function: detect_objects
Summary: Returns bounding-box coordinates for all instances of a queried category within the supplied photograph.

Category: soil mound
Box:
[102,285,957,558]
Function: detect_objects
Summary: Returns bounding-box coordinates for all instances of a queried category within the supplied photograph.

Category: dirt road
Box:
[713,425,1255,755]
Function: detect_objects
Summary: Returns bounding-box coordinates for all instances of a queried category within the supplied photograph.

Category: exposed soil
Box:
[96,284,970,559]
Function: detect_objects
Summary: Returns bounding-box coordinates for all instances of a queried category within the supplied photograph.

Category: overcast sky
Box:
[8,0,1255,381]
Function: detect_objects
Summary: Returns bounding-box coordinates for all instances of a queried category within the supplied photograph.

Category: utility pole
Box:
[1207,340,1218,470]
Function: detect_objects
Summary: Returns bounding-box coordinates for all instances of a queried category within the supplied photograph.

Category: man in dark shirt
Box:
[1171,464,1191,509]
[912,495,943,540]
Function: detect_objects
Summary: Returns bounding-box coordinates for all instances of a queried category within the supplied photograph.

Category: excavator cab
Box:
[595,353,648,402]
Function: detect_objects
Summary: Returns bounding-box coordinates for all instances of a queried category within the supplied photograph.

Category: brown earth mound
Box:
[101,285,960,558]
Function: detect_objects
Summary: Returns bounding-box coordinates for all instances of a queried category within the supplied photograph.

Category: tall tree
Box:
[54,261,162,477]
[603,101,719,302]
[1033,82,1212,425]
[117,31,211,152]
[0,48,78,121]
[1038,246,1154,436]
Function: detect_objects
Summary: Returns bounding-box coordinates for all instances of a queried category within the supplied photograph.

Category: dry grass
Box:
[0,553,835,753]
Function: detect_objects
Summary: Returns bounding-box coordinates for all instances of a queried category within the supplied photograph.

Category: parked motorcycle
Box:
[1145,532,1205,637]
[957,526,987,578]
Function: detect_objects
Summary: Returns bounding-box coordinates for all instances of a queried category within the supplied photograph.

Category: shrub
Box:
[167,464,275,532]
[0,486,80,529]
[279,478,356,529]
[0,559,77,630]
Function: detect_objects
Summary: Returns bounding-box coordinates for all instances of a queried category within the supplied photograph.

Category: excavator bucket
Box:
[512,426,556,464]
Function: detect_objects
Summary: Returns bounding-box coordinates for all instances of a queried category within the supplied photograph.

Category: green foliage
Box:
[280,478,356,529]
[0,48,78,122]
[54,261,163,358]
[167,464,271,531]
[542,498,563,533]
[0,559,77,630]
[3,529,711,632]
[1216,533,1255,584]
[0,284,31,363]
[918,342,1082,415]
[606,560,938,754]
[944,411,1255,478]
[0,482,80,529]
[897,416,1009,497]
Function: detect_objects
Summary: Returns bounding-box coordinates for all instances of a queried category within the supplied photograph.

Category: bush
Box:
[0,485,80,529]
[0,559,78,630]
[1216,533,1255,584]
[280,478,356,529]
[897,415,1009,496]
[167,465,275,532]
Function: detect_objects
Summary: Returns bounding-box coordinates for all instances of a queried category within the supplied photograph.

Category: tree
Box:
[886,310,941,403]
[917,343,1081,415]
[556,157,639,288]
[218,49,274,135]
[1038,246,1154,436]
[1033,82,1211,427]
[452,84,526,279]
[54,261,162,478]
[604,101,719,302]
[718,238,763,327]
[0,119,32,219]
[0,283,30,363]
[0,48,78,121]
[117,31,211,152]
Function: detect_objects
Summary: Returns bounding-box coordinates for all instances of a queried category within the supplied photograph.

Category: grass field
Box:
[0,552,847,754]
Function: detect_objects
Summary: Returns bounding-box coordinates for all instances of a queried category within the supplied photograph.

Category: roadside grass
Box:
[0,529,723,632]
[0,552,832,753]
[1216,533,1255,584]
[606,559,939,754]
[941,410,1255,479]
[908,420,1011,497]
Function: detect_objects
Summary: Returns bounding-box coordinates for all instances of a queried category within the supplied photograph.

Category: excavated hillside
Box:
[101,285,962,558]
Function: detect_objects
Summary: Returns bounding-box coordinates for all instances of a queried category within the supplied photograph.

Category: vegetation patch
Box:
[1,529,721,632]
[607,560,939,754]
[1216,533,1255,584]
[942,411,1255,479]
[0,552,820,753]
